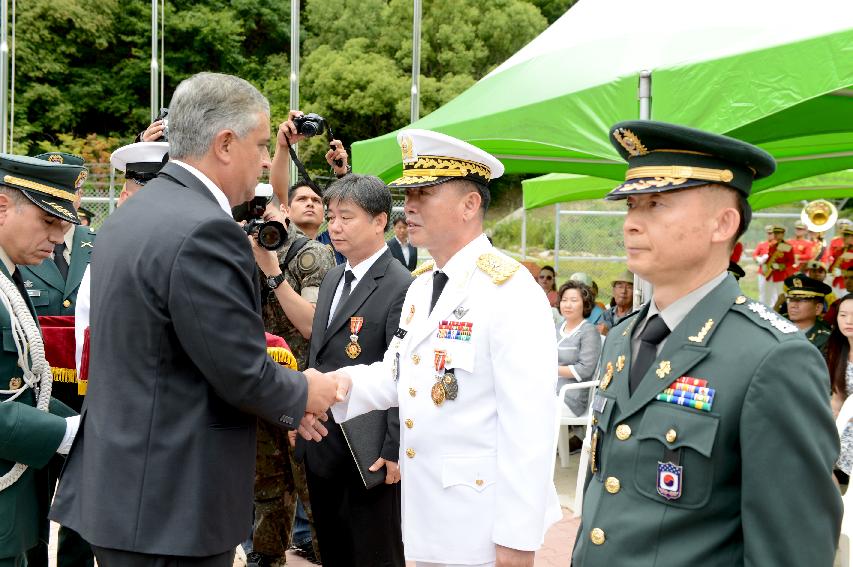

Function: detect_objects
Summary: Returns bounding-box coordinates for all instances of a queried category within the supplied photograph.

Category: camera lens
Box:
[302,122,319,136]
[257,223,285,250]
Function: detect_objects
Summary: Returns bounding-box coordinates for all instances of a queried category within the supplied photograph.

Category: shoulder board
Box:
[730,295,799,337]
[411,261,435,277]
[476,252,520,285]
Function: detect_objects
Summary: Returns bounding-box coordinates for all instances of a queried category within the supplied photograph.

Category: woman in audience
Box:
[556,280,603,416]
[827,294,853,476]
[538,265,558,307]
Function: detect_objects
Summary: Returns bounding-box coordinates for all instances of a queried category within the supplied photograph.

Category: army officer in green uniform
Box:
[572,121,841,566]
[19,152,95,319]
[0,154,85,566]
[784,273,832,353]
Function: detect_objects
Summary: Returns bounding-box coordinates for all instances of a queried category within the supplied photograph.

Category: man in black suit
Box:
[388,216,417,271]
[49,72,339,567]
[296,173,411,567]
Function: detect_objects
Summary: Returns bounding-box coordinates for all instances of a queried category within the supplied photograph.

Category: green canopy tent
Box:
[352,0,853,190]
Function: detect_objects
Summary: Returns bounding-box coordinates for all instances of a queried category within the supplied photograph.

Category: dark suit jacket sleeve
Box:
[0,402,66,468]
[740,340,841,565]
[168,217,308,428]
[379,271,408,462]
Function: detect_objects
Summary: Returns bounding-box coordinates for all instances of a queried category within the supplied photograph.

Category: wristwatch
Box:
[266,273,286,290]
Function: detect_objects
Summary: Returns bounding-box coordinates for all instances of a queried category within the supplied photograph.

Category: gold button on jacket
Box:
[590,528,606,545]
[406,448,416,458]
[666,428,677,443]
[615,424,632,441]
[605,477,621,494]
[405,419,414,429]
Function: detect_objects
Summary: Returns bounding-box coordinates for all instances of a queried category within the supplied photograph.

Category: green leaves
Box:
[12,0,557,159]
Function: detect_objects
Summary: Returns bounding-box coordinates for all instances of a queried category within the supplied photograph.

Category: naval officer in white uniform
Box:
[331,130,561,567]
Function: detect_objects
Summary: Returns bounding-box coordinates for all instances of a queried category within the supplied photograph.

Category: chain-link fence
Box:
[540,205,805,299]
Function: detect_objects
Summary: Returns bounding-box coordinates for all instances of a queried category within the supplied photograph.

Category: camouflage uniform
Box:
[254,223,335,562]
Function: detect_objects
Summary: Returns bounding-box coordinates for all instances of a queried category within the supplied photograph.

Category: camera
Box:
[232,187,287,251]
[156,107,169,142]
[293,113,326,137]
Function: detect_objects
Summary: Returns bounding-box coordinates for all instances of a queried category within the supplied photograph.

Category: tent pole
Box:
[634,70,653,308]
[521,206,527,260]
[289,0,300,182]
[150,0,159,122]
[554,204,560,273]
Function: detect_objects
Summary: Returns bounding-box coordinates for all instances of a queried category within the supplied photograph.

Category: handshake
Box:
[297,368,352,442]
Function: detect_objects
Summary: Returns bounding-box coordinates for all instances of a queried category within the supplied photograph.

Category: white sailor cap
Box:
[255,183,273,198]
[389,129,504,189]
[110,142,169,182]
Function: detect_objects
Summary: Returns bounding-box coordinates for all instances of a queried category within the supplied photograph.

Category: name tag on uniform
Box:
[26,290,41,297]
[592,393,608,413]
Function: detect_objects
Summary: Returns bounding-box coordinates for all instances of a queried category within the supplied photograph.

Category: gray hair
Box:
[324,174,391,231]
[168,72,270,160]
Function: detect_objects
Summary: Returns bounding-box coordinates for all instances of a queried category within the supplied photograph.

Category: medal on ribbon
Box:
[345,317,364,359]
[432,349,448,406]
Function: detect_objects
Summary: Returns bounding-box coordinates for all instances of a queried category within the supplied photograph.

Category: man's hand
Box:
[368,457,401,484]
[297,412,328,442]
[495,545,534,567]
[325,139,349,177]
[141,120,166,142]
[304,368,339,414]
[248,232,281,278]
[278,110,309,147]
[327,369,352,402]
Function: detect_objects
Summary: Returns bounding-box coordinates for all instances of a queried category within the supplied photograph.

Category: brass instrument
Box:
[801,199,838,233]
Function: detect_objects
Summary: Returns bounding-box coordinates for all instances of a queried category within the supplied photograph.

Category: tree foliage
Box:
[10,0,566,170]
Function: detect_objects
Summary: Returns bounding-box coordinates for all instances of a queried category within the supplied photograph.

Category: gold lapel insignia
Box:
[476,252,519,285]
[622,317,638,337]
[599,361,615,390]
[81,241,93,248]
[616,355,625,373]
[411,261,435,277]
[688,319,714,343]
[735,295,747,305]
[406,305,415,324]
[24,280,33,288]
[655,360,672,380]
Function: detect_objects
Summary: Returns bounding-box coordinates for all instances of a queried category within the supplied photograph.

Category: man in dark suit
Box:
[296,173,411,567]
[388,216,417,271]
[50,72,339,567]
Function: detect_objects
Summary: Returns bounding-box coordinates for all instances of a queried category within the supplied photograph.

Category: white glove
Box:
[756,254,769,264]
[57,415,80,455]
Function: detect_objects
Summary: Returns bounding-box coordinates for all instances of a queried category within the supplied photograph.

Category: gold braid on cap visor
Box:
[3,175,76,201]
[625,166,733,183]
[398,156,490,181]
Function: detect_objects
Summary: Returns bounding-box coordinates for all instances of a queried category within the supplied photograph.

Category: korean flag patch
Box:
[657,461,682,500]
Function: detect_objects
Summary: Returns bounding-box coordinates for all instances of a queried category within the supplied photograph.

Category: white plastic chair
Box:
[837,396,853,567]
[554,380,599,517]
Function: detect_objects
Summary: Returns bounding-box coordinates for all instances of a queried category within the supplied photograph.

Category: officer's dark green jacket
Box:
[806,318,832,353]
[573,275,841,567]
[18,225,95,316]
[0,262,75,560]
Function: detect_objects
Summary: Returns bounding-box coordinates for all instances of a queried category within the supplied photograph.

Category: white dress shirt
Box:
[397,237,411,265]
[170,160,233,217]
[327,244,388,325]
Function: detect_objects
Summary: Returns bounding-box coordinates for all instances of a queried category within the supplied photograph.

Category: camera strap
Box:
[284,135,339,193]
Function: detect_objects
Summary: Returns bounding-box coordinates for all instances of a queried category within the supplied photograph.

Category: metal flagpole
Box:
[633,70,653,308]
[150,0,160,122]
[7,0,13,151]
[0,0,8,154]
[289,0,300,182]
[160,0,164,109]
[410,0,422,123]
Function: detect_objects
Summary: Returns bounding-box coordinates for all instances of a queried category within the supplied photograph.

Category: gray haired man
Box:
[50,73,339,567]
[297,174,411,567]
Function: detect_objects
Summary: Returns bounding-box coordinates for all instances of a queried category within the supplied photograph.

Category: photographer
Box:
[271,110,350,265]
[246,192,335,567]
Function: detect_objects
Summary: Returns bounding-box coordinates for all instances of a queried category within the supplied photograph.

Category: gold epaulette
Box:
[476,252,520,285]
[411,261,435,277]
[267,347,298,370]
[51,367,77,384]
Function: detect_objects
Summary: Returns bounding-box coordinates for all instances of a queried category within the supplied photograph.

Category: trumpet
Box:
[801,199,838,233]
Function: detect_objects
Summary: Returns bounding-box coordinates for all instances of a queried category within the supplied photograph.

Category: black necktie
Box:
[54,242,69,280]
[11,269,27,300]
[430,271,448,314]
[331,270,355,321]
[629,314,671,395]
